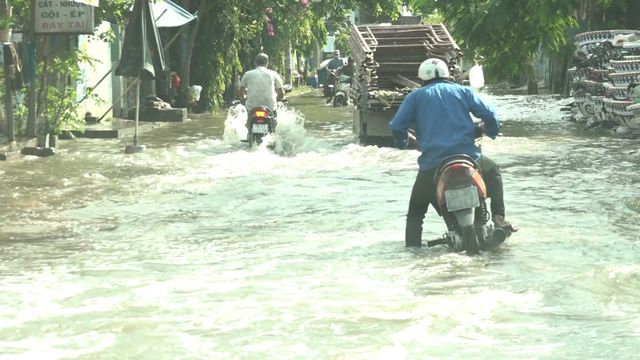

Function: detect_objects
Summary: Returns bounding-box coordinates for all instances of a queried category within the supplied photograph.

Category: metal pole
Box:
[135,0,146,147]
[125,0,146,154]
[77,8,174,106]
[95,24,186,123]
[134,76,140,145]
[97,78,138,123]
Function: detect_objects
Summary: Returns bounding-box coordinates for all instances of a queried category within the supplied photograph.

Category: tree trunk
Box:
[285,40,292,85]
[551,43,572,95]
[180,0,210,106]
[527,63,538,95]
[627,0,640,29]
[0,1,8,17]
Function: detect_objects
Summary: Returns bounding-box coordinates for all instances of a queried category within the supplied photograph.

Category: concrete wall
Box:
[77,21,114,121]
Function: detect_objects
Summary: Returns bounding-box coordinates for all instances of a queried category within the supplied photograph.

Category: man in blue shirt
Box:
[326,50,344,70]
[323,50,344,101]
[389,58,517,247]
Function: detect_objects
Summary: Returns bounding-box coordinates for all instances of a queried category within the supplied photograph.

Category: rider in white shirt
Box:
[237,53,285,114]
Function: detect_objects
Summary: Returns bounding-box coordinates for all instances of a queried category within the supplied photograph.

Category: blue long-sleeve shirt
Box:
[388,80,500,171]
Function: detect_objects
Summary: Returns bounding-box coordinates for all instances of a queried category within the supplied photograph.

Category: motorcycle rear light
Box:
[254,110,267,118]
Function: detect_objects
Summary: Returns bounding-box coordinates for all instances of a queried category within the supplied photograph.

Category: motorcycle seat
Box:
[438,154,479,169]
[248,106,275,118]
[434,154,480,183]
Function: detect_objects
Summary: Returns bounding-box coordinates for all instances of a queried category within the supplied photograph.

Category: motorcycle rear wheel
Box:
[250,133,264,148]
[248,130,255,148]
[334,95,344,107]
[462,225,479,255]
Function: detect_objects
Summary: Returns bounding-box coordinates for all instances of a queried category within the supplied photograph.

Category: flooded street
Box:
[1,90,639,359]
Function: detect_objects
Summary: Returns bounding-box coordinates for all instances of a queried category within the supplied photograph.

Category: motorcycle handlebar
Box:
[399,123,485,151]
[475,124,484,139]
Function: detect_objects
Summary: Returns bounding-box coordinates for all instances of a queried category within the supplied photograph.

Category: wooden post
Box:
[3,42,14,143]
[26,38,37,137]
[26,0,37,137]
[285,40,292,85]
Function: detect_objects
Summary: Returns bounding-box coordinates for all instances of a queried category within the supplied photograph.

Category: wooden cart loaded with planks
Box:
[349,23,462,146]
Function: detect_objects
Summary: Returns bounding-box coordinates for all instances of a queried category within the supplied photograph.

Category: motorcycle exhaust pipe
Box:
[427,238,448,247]
[492,226,512,244]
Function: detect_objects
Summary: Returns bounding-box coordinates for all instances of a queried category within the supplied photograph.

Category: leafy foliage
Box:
[187,0,401,108]
[7,0,635,108]
[410,0,579,81]
[334,22,354,58]
[410,0,639,87]
[94,0,134,25]
[41,49,101,135]
[6,0,133,31]
[7,0,404,113]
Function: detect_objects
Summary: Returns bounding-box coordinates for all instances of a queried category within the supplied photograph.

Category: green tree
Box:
[411,0,639,94]
[184,0,402,109]
[12,0,402,116]
[577,0,640,30]
[5,0,132,138]
[411,0,579,94]
[42,49,101,135]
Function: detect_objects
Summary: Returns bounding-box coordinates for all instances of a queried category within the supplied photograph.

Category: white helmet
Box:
[418,58,450,81]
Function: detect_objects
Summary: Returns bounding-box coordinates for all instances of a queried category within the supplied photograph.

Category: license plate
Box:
[445,186,480,212]
[252,124,269,134]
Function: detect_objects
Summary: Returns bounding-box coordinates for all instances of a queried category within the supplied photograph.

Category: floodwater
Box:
[1,90,639,359]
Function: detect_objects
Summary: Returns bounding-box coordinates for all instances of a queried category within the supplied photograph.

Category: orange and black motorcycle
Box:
[427,126,512,254]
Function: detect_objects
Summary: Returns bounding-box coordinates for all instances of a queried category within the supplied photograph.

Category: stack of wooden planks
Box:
[349,23,462,109]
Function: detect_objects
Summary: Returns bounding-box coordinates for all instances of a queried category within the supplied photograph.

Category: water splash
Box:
[222,103,308,156]
[266,105,308,156]
[222,103,248,144]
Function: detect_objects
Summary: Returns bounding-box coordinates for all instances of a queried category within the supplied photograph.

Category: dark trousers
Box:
[405,155,505,246]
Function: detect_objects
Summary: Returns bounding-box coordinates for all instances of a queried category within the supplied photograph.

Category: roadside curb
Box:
[64,119,159,139]
[0,137,37,161]
[0,119,163,160]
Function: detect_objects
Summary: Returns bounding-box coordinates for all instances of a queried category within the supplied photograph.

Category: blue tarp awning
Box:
[151,0,196,28]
